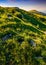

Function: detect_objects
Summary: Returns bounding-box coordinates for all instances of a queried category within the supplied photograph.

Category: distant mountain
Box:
[0,7,46,65]
[29,10,46,24]
[29,10,46,16]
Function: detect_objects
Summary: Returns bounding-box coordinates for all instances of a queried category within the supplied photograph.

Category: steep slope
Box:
[0,7,46,65]
[29,10,46,25]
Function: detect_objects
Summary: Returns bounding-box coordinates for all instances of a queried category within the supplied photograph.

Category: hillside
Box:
[0,7,46,65]
[29,10,46,15]
[29,10,46,24]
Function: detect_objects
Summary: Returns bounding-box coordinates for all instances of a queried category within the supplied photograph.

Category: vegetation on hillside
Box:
[0,7,46,65]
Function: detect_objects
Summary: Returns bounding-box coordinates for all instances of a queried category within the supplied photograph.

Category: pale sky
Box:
[0,0,46,13]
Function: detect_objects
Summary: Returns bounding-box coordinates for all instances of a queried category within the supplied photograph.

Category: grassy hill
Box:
[0,7,46,65]
[29,10,46,24]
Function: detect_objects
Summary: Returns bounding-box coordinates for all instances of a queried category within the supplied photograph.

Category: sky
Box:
[0,0,46,12]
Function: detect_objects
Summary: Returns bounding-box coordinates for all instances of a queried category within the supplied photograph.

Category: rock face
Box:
[2,34,12,41]
[35,56,43,59]
[28,39,36,47]
[31,40,36,46]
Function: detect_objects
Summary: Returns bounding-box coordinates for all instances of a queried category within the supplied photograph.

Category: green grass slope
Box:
[29,10,46,24]
[0,7,46,65]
